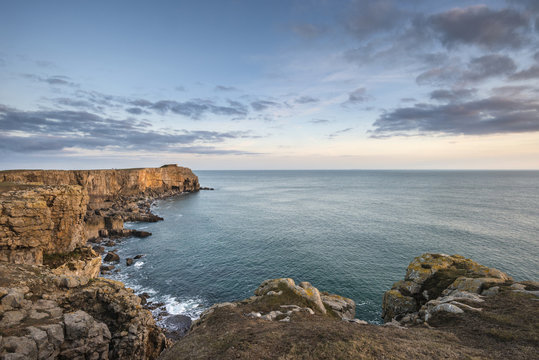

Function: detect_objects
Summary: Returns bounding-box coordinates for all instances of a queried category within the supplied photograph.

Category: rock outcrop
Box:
[161,258,537,360]
[0,261,167,360]
[188,278,356,339]
[0,184,88,265]
[0,164,200,265]
[381,253,513,324]
[0,164,199,208]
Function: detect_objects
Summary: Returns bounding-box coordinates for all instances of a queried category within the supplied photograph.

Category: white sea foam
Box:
[154,294,206,320]
[134,261,144,268]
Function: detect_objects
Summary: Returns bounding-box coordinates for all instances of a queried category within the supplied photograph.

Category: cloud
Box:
[328,127,353,139]
[371,95,539,137]
[51,97,106,113]
[126,97,248,119]
[309,119,331,124]
[417,55,517,85]
[251,100,280,111]
[149,99,248,119]
[508,0,539,13]
[464,54,517,81]
[175,86,186,92]
[21,74,78,87]
[42,85,250,120]
[214,85,238,92]
[291,23,327,39]
[0,105,259,154]
[427,5,531,49]
[345,0,406,40]
[295,96,319,104]
[416,63,462,86]
[511,65,539,80]
[401,98,416,102]
[35,60,56,68]
[430,88,477,102]
[343,88,368,106]
[125,107,148,115]
[491,85,532,96]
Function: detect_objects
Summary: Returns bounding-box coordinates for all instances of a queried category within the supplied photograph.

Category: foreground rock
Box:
[0,261,167,359]
[381,253,513,324]
[160,256,538,360]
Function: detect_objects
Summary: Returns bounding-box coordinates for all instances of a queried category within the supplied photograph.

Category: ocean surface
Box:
[105,170,539,325]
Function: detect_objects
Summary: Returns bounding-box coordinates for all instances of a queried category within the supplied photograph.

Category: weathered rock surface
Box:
[0,164,199,207]
[382,253,513,323]
[161,257,538,360]
[1,165,199,247]
[193,278,355,330]
[0,185,88,265]
[0,261,167,359]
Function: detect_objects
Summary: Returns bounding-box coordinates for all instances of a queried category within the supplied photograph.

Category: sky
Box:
[1,0,538,170]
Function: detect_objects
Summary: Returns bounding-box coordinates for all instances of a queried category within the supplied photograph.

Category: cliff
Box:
[160,254,538,360]
[0,184,88,265]
[0,165,199,359]
[0,164,200,265]
[0,164,199,209]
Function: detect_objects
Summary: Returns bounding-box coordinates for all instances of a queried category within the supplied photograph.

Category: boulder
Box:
[104,251,120,262]
[382,253,511,323]
[382,290,417,322]
[320,293,356,319]
[254,278,327,315]
[163,314,192,339]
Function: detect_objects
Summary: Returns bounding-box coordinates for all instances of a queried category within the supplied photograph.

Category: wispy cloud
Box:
[21,73,78,87]
[0,104,260,154]
[328,127,353,139]
[295,96,319,104]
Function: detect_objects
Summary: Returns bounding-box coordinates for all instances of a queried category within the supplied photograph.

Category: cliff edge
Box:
[0,164,199,208]
[0,164,200,265]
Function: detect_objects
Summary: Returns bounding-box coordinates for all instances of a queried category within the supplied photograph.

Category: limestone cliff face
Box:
[0,164,199,208]
[0,185,88,264]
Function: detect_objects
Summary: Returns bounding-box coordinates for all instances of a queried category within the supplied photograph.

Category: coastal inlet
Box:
[97,170,539,326]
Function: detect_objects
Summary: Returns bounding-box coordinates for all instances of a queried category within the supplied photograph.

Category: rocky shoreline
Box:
[160,255,538,360]
[1,165,538,359]
[0,165,200,359]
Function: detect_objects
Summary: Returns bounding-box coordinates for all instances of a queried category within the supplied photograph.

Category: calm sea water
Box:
[106,170,539,324]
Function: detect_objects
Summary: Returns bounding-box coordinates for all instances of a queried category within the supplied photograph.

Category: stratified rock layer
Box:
[0,164,199,208]
[0,185,88,264]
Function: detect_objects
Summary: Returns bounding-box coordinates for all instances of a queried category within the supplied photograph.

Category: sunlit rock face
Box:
[0,164,199,208]
[0,184,89,265]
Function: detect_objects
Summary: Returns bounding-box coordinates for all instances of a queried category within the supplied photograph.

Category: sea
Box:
[104,170,539,326]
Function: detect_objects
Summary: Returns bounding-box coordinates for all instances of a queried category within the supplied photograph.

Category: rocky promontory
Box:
[0,164,199,265]
[160,254,538,360]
